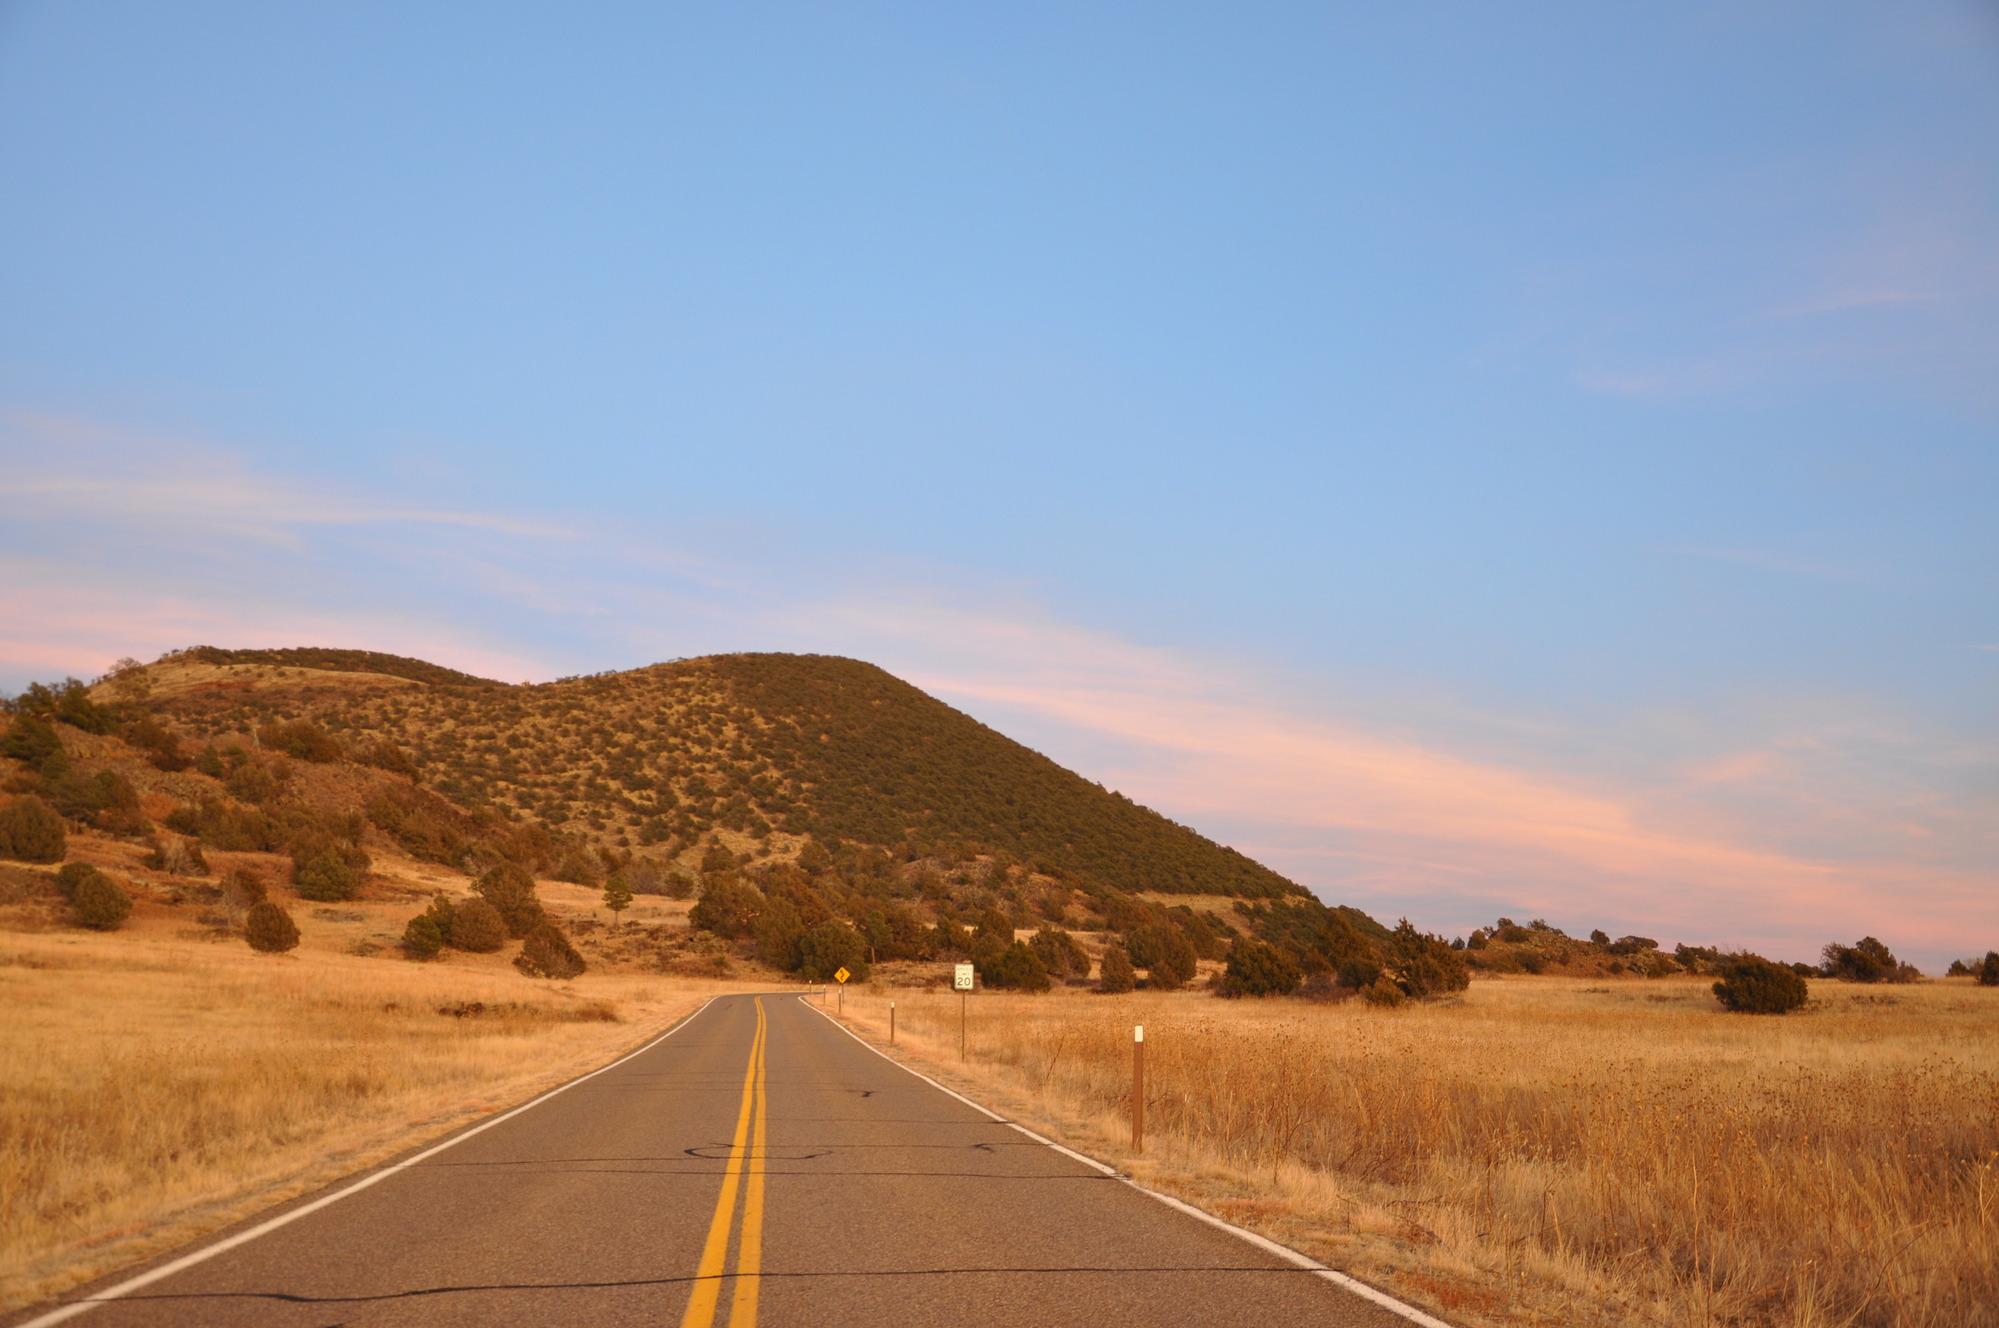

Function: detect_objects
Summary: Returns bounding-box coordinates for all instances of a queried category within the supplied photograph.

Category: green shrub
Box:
[984,940,1051,992]
[71,871,132,930]
[1713,953,1808,1014]
[0,796,66,863]
[256,719,343,763]
[292,840,368,901]
[515,922,585,979]
[12,678,114,734]
[1140,928,1197,990]
[54,861,100,902]
[45,767,138,826]
[689,878,760,938]
[1386,919,1470,998]
[1028,925,1086,981]
[402,913,444,959]
[797,920,867,982]
[245,900,300,953]
[1821,936,1904,983]
[475,862,544,937]
[1,713,65,771]
[356,740,418,779]
[1337,955,1383,989]
[1362,977,1406,1008]
[447,897,507,952]
[1218,939,1302,997]
[602,878,633,923]
[1980,952,1999,987]
[125,715,190,771]
[754,899,806,969]
[363,783,475,868]
[1097,941,1136,993]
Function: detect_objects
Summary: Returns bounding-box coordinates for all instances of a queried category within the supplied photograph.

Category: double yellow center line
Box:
[680,997,770,1328]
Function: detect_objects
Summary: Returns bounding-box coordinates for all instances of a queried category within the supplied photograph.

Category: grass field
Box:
[834,977,1999,1328]
[0,928,733,1314]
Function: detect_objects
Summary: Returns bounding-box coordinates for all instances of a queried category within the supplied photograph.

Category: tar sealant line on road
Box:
[15,995,729,1328]
[803,997,1457,1328]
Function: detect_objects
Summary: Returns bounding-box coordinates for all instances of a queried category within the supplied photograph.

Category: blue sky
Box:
[2,2,1994,965]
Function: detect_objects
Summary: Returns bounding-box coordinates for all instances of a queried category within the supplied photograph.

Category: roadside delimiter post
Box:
[890,1001,896,1046]
[1133,1024,1145,1152]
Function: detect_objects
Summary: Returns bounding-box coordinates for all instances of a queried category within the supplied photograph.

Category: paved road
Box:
[14,994,1440,1327]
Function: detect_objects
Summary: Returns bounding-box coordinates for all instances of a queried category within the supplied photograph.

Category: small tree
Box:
[448,897,507,953]
[1821,936,1904,983]
[689,878,760,938]
[54,861,100,902]
[1981,952,1999,987]
[1388,919,1471,998]
[475,862,544,937]
[1143,929,1197,990]
[515,922,586,979]
[1098,942,1136,993]
[1218,940,1302,998]
[1713,953,1808,1014]
[0,795,66,863]
[245,900,300,953]
[797,920,867,982]
[402,913,444,960]
[71,871,132,930]
[292,840,368,902]
[603,878,634,926]
[1028,925,1085,981]
[985,940,1051,992]
[1,713,65,770]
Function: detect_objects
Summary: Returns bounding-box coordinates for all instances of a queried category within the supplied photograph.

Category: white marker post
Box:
[1132,1025,1145,1153]
[954,962,975,1061]
[889,1001,896,1047]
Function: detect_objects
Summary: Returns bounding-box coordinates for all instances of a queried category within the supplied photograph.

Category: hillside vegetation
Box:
[146,649,1298,901]
[0,647,1483,996]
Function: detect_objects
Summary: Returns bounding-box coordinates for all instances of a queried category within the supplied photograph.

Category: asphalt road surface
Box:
[15,994,1445,1328]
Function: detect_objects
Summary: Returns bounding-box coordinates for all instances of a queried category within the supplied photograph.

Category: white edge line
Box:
[804,998,1456,1328]
[15,995,724,1328]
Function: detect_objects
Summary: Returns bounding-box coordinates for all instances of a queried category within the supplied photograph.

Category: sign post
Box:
[1132,1025,1145,1153]
[954,963,974,1060]
[834,965,850,1016]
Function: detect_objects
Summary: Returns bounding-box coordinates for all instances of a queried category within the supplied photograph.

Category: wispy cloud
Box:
[0,413,571,547]
[0,575,553,685]
[3,415,1990,967]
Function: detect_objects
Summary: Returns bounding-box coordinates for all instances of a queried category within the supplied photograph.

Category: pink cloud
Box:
[832,602,1997,964]
[0,582,553,686]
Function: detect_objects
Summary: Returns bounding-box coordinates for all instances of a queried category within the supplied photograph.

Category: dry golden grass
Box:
[835,977,1999,1328]
[0,927,747,1314]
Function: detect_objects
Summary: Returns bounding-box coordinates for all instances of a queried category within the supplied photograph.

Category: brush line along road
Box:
[14,994,1444,1327]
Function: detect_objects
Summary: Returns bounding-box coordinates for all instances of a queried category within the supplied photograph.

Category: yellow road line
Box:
[679,999,765,1328]
[728,997,769,1327]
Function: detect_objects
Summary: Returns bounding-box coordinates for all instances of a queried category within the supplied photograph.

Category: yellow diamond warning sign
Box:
[834,966,851,984]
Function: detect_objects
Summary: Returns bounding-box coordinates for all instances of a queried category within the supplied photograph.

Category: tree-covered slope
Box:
[149,650,1306,902]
